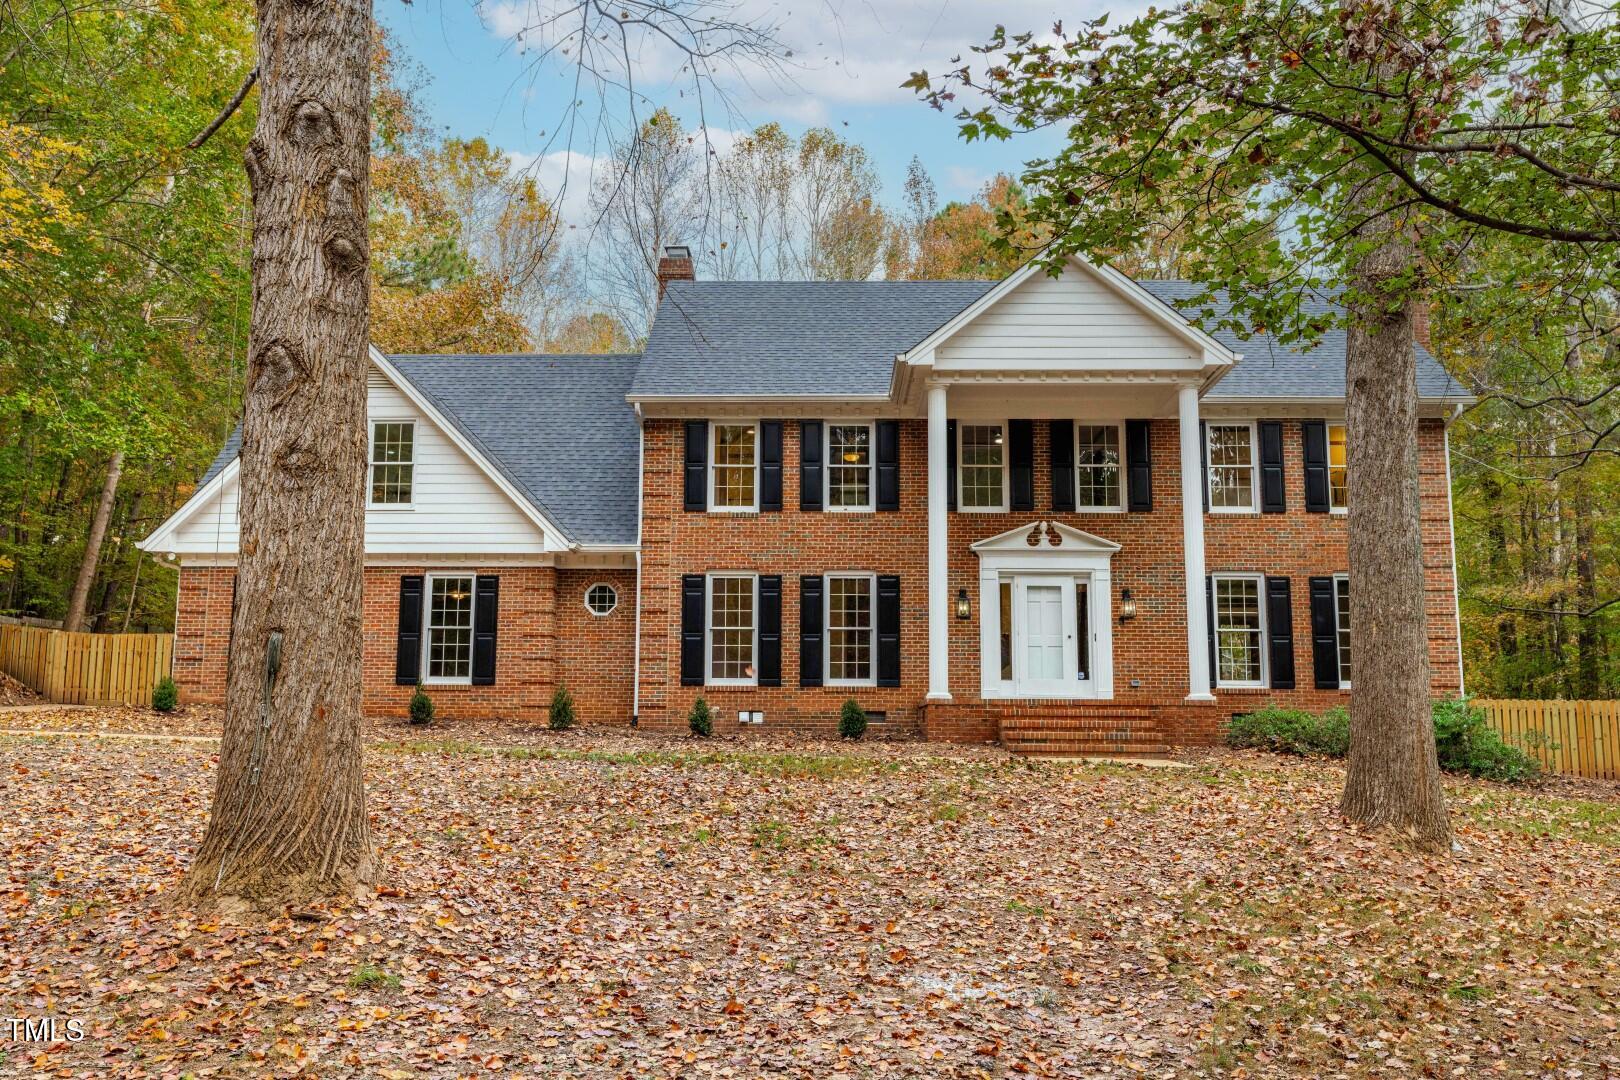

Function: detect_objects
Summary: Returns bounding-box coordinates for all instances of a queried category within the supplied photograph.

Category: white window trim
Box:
[1073,422,1127,513]
[708,420,760,514]
[1333,572,1352,689]
[705,571,758,687]
[824,420,876,513]
[1328,422,1349,515]
[824,571,878,687]
[368,419,416,510]
[421,571,476,686]
[957,420,1010,513]
[583,582,619,617]
[1205,421,1259,514]
[1211,572,1268,689]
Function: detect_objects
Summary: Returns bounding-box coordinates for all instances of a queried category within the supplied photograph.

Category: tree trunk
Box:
[179,0,374,910]
[1338,201,1452,852]
[64,450,123,632]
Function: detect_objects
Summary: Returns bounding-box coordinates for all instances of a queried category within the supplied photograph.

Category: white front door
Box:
[1013,576,1084,697]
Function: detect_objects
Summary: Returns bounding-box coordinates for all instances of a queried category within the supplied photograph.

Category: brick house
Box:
[141,248,1473,752]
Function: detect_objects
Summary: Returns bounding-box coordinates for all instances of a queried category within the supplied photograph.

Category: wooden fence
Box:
[1477,698,1620,780]
[0,624,173,706]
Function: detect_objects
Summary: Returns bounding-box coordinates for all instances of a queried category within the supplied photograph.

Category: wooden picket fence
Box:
[1476,698,1620,780]
[0,624,173,707]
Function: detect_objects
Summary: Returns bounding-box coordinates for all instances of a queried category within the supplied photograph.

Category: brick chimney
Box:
[656,244,694,301]
[1410,296,1431,352]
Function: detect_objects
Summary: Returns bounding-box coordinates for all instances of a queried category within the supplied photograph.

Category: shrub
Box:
[1226,704,1349,757]
[838,698,868,740]
[549,685,577,731]
[688,696,714,738]
[408,683,434,726]
[151,676,178,713]
[1432,697,1540,783]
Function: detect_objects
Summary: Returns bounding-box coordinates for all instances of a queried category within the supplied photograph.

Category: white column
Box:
[926,383,952,701]
[1179,383,1214,701]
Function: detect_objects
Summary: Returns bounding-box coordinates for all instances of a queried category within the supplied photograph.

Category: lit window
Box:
[585,583,618,616]
[1213,575,1266,687]
[959,423,1005,510]
[1334,575,1352,687]
[1206,423,1257,511]
[1075,425,1122,509]
[370,421,415,506]
[826,574,874,684]
[827,424,873,510]
[707,575,756,683]
[710,424,757,510]
[1328,423,1348,510]
[425,574,474,682]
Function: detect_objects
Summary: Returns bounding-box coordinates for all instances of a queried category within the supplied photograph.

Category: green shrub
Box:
[1226,704,1349,757]
[1432,697,1540,783]
[409,683,434,726]
[151,676,178,713]
[838,698,868,740]
[688,696,714,738]
[549,685,577,731]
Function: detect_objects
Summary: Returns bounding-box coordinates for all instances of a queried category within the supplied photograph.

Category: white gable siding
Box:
[933,264,1202,373]
[160,370,549,557]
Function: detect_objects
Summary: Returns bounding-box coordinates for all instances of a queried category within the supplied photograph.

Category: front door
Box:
[1013,576,1090,697]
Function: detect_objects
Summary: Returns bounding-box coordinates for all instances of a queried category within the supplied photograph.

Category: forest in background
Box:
[1,4,1613,697]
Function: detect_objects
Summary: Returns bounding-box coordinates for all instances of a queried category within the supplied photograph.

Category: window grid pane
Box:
[1335,577,1352,685]
[826,576,873,682]
[712,425,757,508]
[1328,424,1348,509]
[960,424,1004,508]
[1075,425,1121,508]
[1214,578,1263,684]
[1208,425,1254,509]
[827,424,872,508]
[709,577,755,681]
[370,422,414,504]
[586,584,618,615]
[427,576,474,680]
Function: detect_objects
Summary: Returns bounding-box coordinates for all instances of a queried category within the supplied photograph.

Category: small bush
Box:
[688,696,714,738]
[151,676,178,712]
[549,685,577,731]
[1226,704,1349,757]
[1432,697,1540,783]
[408,683,434,726]
[839,698,868,740]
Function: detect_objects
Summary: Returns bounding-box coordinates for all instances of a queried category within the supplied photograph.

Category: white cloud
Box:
[507,148,603,225]
[943,165,989,197]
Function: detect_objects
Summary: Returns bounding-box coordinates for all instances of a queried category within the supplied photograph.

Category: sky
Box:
[376,0,1107,226]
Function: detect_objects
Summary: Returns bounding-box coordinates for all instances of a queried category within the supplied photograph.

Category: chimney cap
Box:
[662,244,691,260]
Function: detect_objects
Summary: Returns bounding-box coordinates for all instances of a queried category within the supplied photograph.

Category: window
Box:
[1334,574,1352,687]
[370,421,415,506]
[1075,424,1123,510]
[959,423,1006,510]
[1206,423,1257,511]
[584,583,618,616]
[710,424,757,511]
[425,574,474,683]
[998,581,1013,682]
[707,574,756,684]
[826,423,873,510]
[826,574,875,685]
[1328,423,1348,511]
[1213,575,1266,687]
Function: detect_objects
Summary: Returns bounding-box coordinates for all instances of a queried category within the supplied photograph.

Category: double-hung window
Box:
[707,574,757,684]
[1206,422,1257,512]
[958,423,1006,510]
[1333,574,1352,687]
[826,573,875,685]
[370,421,415,506]
[1212,575,1266,688]
[710,424,758,511]
[826,423,873,510]
[1328,423,1348,511]
[1075,424,1123,510]
[424,573,475,683]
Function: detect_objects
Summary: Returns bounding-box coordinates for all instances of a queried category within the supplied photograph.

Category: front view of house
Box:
[141,248,1472,751]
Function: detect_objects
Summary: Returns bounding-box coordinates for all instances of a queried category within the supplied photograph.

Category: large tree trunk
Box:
[64,450,123,632]
[179,0,374,910]
[1339,206,1452,851]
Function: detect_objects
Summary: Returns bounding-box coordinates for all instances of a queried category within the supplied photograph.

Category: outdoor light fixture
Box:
[955,588,971,620]
[1120,588,1137,622]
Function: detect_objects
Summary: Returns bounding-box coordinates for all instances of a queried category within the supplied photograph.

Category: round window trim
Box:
[584,582,619,617]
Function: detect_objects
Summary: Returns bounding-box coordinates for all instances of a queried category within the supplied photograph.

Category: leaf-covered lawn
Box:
[2,714,1617,1078]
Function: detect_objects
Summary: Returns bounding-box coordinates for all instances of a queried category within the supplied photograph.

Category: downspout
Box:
[631,403,645,725]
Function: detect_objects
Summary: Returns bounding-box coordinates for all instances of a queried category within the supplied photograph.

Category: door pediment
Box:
[970,520,1121,556]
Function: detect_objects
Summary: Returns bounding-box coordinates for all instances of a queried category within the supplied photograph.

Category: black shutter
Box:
[1125,419,1153,512]
[1259,420,1286,513]
[680,574,705,686]
[1302,420,1330,513]
[471,575,499,686]
[759,421,783,512]
[1206,576,1217,684]
[946,419,958,511]
[1265,575,1295,689]
[800,420,823,511]
[1049,420,1075,512]
[1308,576,1340,689]
[394,575,424,685]
[876,420,900,511]
[876,574,901,687]
[683,420,708,512]
[1199,419,1209,512]
[758,575,782,686]
[1009,420,1034,511]
[799,575,824,687]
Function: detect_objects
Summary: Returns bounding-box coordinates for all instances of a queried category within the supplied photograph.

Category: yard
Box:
[2,708,1617,1078]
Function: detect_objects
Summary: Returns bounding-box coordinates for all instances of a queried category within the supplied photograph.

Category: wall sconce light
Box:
[955,588,971,620]
[1120,588,1137,622]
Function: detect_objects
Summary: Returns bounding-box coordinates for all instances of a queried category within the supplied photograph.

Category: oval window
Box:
[585,583,618,616]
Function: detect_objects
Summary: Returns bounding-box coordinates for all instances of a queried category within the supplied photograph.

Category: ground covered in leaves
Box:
[2,710,1617,1078]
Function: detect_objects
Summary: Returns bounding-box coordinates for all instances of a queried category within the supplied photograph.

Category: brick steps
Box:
[997,707,1170,758]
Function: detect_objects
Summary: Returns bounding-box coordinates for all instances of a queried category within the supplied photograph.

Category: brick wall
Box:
[556,568,637,725]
